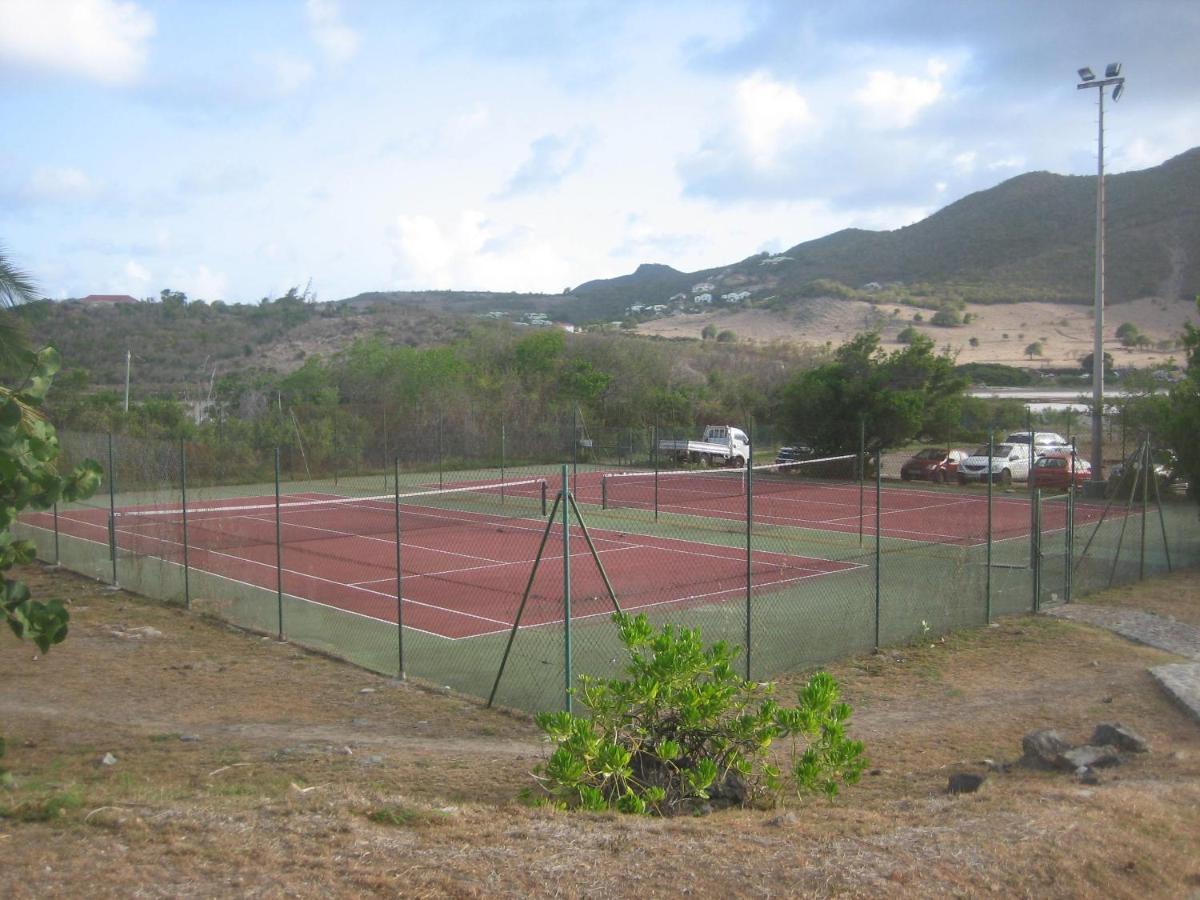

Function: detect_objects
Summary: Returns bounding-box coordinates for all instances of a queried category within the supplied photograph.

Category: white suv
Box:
[1004,432,1069,456]
[958,442,1032,485]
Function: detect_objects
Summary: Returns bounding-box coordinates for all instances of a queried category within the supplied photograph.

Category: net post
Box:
[395,455,405,679]
[274,447,283,640]
[874,447,881,651]
[108,432,117,586]
[540,480,547,516]
[986,430,993,623]
[561,464,572,714]
[600,474,608,510]
[500,419,506,502]
[744,419,753,681]
[438,414,444,491]
[180,438,190,610]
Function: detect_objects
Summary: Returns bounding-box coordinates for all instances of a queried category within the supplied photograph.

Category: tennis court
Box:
[24,477,859,640]
[581,463,1112,546]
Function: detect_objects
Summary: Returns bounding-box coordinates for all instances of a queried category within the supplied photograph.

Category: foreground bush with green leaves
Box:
[532,613,866,815]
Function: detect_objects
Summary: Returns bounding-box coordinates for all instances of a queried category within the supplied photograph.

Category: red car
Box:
[899,447,969,483]
[1031,452,1092,489]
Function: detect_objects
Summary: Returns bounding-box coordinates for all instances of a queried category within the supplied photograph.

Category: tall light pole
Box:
[1076,63,1125,493]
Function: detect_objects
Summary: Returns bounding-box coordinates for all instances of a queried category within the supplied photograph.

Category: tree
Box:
[1024,341,1043,360]
[716,330,737,343]
[1164,297,1200,506]
[0,246,38,369]
[700,324,717,340]
[3,348,103,650]
[1116,322,1142,348]
[968,337,980,348]
[780,332,967,454]
[931,307,961,327]
[1080,351,1114,376]
[897,325,920,344]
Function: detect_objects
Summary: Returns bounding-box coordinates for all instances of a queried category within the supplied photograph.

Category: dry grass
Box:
[2,565,1199,897]
[638,296,1198,370]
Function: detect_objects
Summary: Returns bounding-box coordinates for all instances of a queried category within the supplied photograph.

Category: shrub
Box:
[931,307,961,327]
[531,613,866,815]
[897,325,921,344]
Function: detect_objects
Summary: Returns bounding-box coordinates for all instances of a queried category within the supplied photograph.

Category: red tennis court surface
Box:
[23,493,859,640]
[572,470,1112,545]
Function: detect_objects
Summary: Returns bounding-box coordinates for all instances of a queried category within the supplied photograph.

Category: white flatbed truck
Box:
[658,425,750,467]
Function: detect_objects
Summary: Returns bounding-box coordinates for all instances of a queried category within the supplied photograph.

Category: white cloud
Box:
[257,52,314,94]
[854,59,946,130]
[388,211,571,292]
[0,0,154,85]
[166,264,227,301]
[503,133,590,195]
[952,151,976,174]
[986,155,1025,171]
[28,165,96,200]
[124,258,151,286]
[735,72,813,168]
[305,0,359,65]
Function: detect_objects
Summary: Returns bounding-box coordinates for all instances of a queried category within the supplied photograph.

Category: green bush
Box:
[532,613,866,815]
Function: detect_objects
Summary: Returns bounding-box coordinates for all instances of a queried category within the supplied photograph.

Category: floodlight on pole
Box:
[1076,62,1126,492]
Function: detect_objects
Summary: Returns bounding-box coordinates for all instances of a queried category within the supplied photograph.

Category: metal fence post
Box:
[745,419,753,681]
[874,448,881,650]
[1139,435,1149,580]
[395,455,405,679]
[180,439,190,610]
[986,430,993,623]
[858,416,866,547]
[52,502,59,566]
[1032,488,1042,612]
[274,447,283,640]
[107,432,117,586]
[561,465,572,713]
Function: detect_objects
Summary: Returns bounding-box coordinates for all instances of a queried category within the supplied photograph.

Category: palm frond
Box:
[0,245,39,308]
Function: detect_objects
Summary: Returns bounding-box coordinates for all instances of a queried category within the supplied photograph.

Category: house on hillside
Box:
[695,293,713,304]
[669,292,688,303]
[79,294,138,305]
[691,282,715,294]
[721,291,751,303]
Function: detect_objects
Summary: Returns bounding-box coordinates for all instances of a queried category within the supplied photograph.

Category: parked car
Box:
[774,444,816,470]
[1003,431,1069,456]
[957,442,1032,485]
[1031,452,1092,489]
[1108,449,1182,495]
[900,447,969,483]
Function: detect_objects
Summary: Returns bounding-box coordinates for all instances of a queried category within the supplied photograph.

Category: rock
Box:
[1059,745,1121,771]
[179,734,201,743]
[1021,729,1072,769]
[358,687,376,694]
[100,752,118,766]
[1074,766,1100,785]
[947,773,985,794]
[1090,723,1149,754]
[766,811,797,827]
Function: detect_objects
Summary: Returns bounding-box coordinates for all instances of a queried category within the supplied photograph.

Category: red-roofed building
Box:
[78,294,139,305]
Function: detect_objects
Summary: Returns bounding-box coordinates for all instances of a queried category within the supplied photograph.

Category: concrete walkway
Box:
[1045,604,1200,724]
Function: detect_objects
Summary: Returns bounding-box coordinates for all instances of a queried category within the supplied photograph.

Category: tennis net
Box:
[113,477,549,557]
[600,455,858,514]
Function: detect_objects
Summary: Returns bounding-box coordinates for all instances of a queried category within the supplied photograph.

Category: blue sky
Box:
[2,0,1197,303]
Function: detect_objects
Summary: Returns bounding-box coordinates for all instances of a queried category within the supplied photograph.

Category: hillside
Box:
[568,147,1200,321]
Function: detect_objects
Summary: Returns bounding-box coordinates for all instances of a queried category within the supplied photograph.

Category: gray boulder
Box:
[1090,723,1149,754]
[1021,729,1072,769]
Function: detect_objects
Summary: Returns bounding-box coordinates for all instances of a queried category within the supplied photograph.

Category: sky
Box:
[2,0,1198,304]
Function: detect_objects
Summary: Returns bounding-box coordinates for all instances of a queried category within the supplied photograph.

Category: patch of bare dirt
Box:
[2,565,1199,897]
[638,295,1198,370]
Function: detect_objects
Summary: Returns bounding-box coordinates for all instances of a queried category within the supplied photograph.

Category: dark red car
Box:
[899,448,968,483]
[1031,452,1092,489]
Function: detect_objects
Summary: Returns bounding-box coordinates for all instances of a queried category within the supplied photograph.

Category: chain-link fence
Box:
[18,421,1200,713]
